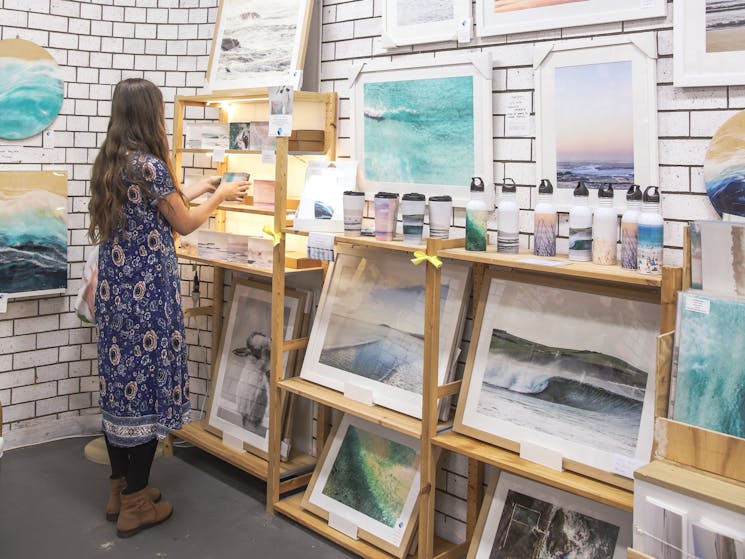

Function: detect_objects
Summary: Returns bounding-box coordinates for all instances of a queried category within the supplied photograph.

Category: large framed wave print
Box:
[206,0,313,92]
[454,269,660,481]
[350,53,493,207]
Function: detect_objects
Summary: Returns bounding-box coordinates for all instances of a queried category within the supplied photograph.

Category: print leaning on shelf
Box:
[690,220,745,296]
[455,268,660,478]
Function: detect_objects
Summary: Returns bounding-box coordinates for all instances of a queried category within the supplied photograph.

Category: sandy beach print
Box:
[706,0,745,52]
[398,0,453,25]
[494,0,586,13]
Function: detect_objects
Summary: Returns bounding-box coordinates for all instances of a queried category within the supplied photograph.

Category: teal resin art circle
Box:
[0,38,64,140]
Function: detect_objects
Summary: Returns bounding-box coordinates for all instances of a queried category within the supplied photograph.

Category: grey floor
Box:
[0,437,354,559]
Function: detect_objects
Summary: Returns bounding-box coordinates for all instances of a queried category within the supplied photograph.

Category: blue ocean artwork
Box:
[0,184,67,294]
[0,58,64,140]
[673,293,745,439]
[705,165,745,217]
[363,76,474,186]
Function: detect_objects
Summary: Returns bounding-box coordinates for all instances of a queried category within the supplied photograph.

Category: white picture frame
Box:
[674,0,745,87]
[454,269,660,478]
[381,0,472,47]
[349,53,494,208]
[206,0,313,93]
[475,0,666,38]
[302,414,422,558]
[534,34,659,210]
[468,471,632,558]
[206,278,305,456]
[300,246,471,419]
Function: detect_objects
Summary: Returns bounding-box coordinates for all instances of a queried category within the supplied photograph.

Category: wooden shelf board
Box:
[627,548,655,559]
[175,148,327,156]
[438,247,662,288]
[432,431,634,511]
[335,234,425,253]
[171,421,315,484]
[190,199,292,217]
[279,377,424,438]
[635,459,745,515]
[176,90,335,105]
[176,249,319,276]
[274,493,459,559]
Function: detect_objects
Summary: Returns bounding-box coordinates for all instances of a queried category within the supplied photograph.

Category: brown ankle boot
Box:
[106,478,162,521]
[116,487,173,538]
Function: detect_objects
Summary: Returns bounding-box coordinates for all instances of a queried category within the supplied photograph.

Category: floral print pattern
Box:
[96,153,190,447]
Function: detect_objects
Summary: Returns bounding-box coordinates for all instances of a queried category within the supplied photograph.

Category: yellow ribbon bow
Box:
[411,250,442,269]
[262,225,284,247]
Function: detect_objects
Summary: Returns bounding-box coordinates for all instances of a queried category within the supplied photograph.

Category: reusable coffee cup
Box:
[401,193,426,244]
[373,191,400,242]
[428,195,452,239]
[342,191,365,236]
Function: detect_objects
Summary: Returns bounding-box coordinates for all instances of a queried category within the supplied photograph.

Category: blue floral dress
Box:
[95,153,190,447]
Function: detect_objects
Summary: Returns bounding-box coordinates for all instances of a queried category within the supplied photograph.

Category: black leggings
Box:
[104,434,158,494]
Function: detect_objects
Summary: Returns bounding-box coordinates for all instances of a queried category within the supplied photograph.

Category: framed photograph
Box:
[184,123,230,150]
[634,496,687,559]
[294,160,359,232]
[454,268,660,478]
[206,278,306,455]
[349,53,493,207]
[674,0,745,87]
[302,414,422,558]
[206,0,313,92]
[534,34,659,210]
[381,0,472,47]
[467,471,632,558]
[691,522,745,558]
[301,246,471,418]
[0,171,67,299]
[475,0,666,38]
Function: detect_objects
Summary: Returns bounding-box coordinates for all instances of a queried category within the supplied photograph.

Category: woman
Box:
[88,78,249,538]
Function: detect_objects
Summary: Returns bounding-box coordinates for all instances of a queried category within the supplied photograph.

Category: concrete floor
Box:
[0,436,354,559]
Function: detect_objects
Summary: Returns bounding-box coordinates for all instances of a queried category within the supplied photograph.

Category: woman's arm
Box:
[158,179,249,235]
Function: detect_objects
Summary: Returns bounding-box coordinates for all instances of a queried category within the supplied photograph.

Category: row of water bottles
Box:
[465,177,664,275]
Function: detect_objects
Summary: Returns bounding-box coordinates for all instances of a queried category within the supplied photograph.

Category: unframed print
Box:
[0,171,67,298]
[697,220,745,296]
[703,109,745,219]
[494,0,586,13]
[692,523,745,559]
[455,270,660,476]
[706,1,745,53]
[635,497,686,559]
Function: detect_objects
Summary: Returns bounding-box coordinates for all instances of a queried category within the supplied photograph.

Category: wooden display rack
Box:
[165,89,337,494]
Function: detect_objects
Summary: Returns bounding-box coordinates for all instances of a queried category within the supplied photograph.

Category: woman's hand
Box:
[216,179,250,202]
[181,175,221,201]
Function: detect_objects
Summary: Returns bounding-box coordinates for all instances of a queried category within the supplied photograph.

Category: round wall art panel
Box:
[704,109,745,219]
[0,38,64,140]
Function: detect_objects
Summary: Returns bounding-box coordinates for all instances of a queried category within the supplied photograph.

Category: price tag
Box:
[611,454,645,478]
[261,149,275,164]
[0,293,7,313]
[457,18,472,43]
[307,232,335,261]
[685,295,710,314]
[212,146,226,162]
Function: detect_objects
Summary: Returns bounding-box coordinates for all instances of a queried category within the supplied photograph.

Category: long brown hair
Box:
[88,78,184,243]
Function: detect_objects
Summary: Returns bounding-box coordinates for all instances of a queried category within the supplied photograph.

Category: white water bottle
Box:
[568,181,592,262]
[637,186,663,275]
[466,177,488,251]
[497,178,519,253]
[592,183,617,266]
[533,179,557,257]
[621,184,642,270]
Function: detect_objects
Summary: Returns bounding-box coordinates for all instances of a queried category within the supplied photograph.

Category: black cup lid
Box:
[573,181,589,197]
[598,183,614,198]
[626,184,642,201]
[429,195,452,202]
[343,190,364,196]
[374,191,399,199]
[402,192,425,201]
[538,179,553,194]
[643,186,660,203]
[471,177,485,192]
[502,177,516,193]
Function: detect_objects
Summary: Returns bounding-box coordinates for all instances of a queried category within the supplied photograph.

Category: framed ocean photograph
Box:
[467,472,632,559]
[300,246,471,418]
[475,0,666,38]
[704,109,745,220]
[301,414,422,558]
[454,268,660,478]
[206,278,306,456]
[349,53,493,207]
[669,291,745,441]
[206,0,313,92]
[0,171,68,299]
[381,0,472,47]
[534,34,659,210]
[674,0,745,87]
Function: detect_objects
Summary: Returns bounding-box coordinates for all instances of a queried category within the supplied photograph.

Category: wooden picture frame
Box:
[0,170,67,299]
[206,0,313,93]
[301,414,423,558]
[468,471,632,558]
[206,278,306,457]
[454,268,660,481]
[534,34,659,210]
[674,0,745,87]
[475,0,666,38]
[381,0,472,47]
[300,245,471,419]
[349,52,493,207]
